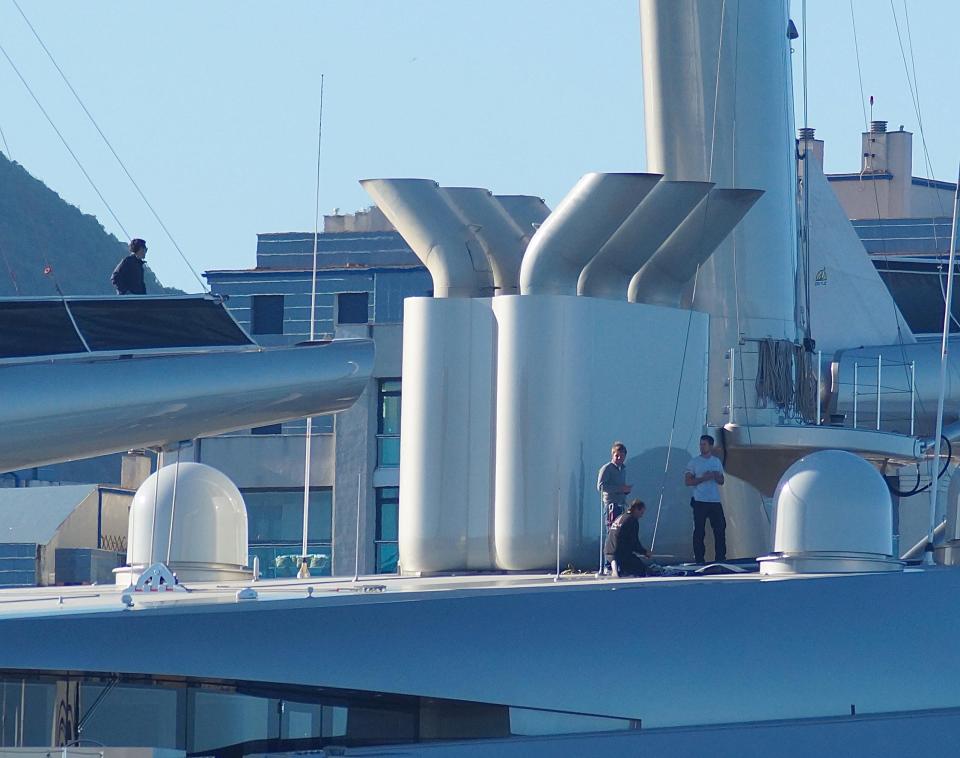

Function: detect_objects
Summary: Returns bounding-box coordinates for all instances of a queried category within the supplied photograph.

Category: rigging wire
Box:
[936,268,960,331]
[0,121,10,157]
[10,0,208,292]
[886,0,955,420]
[799,0,812,340]
[893,0,955,336]
[890,0,938,198]
[848,1,869,131]
[923,167,960,556]
[0,41,116,297]
[848,1,924,424]
[0,136,62,298]
[0,54,59,296]
[0,242,20,294]
[0,127,18,292]
[0,40,130,240]
[650,294,698,551]
[889,1,947,229]
[728,3,743,350]
[301,74,326,568]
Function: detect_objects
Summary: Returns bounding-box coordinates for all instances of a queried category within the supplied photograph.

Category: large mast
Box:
[641,0,799,418]
[640,0,800,557]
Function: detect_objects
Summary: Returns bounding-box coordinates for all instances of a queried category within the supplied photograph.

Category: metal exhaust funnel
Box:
[578,180,713,299]
[628,188,764,307]
[519,172,662,296]
[442,187,528,295]
[494,195,550,243]
[360,178,493,297]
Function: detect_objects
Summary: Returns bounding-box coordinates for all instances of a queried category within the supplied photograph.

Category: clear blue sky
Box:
[0,1,956,292]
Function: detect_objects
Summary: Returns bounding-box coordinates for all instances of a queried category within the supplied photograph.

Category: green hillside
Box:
[0,152,181,296]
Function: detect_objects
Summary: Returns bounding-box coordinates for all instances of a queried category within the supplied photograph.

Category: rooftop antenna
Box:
[299,74,326,580]
[925,162,960,564]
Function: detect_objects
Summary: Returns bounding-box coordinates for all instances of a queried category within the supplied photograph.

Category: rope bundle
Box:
[754,338,818,423]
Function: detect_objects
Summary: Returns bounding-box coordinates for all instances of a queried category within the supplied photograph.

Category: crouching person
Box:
[603,499,652,577]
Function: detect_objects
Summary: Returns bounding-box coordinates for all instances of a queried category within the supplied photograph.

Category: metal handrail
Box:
[726,342,812,425]
[728,344,917,434]
[848,357,917,433]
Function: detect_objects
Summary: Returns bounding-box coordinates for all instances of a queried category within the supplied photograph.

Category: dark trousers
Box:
[605,552,649,577]
[692,499,726,563]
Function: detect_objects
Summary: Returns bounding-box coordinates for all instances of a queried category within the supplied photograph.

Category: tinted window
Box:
[376,487,399,574]
[243,489,332,543]
[337,292,369,324]
[244,488,333,579]
[377,380,401,467]
[251,424,283,435]
[251,294,284,335]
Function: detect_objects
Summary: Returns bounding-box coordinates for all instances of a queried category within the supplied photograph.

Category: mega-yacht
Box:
[2,2,960,756]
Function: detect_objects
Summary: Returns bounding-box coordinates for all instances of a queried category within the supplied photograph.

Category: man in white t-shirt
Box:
[684,434,726,564]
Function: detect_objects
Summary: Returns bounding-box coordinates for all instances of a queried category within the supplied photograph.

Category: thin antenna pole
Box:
[597,494,605,577]
[150,449,164,564]
[165,445,183,565]
[926,163,960,563]
[330,477,337,576]
[301,75,326,568]
[354,472,363,582]
[554,488,561,582]
[310,74,325,344]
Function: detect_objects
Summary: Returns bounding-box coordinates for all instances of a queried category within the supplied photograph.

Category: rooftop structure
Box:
[802,122,955,222]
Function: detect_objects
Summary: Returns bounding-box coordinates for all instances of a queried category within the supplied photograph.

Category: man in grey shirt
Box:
[597,441,632,528]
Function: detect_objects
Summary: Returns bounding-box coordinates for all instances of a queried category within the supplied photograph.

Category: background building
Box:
[0,206,432,584]
[807,120,958,336]
[201,208,430,577]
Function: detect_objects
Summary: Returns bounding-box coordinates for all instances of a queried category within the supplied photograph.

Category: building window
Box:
[377,379,401,467]
[337,292,369,324]
[243,488,332,578]
[376,487,399,574]
[251,294,284,335]
[251,424,282,435]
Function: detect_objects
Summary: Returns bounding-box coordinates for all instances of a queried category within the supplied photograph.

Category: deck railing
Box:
[726,340,916,434]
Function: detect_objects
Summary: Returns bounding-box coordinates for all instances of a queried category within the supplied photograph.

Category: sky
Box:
[0,1,957,293]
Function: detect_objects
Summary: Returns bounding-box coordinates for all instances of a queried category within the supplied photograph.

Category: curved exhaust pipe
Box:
[628,188,764,306]
[442,187,528,295]
[578,180,713,299]
[519,173,662,296]
[360,178,493,297]
[495,195,550,243]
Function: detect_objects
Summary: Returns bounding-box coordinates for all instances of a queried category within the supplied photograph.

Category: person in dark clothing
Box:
[603,500,651,577]
[111,238,148,294]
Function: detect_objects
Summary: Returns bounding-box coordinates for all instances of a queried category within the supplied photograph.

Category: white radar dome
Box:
[759,449,901,575]
[117,462,251,584]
